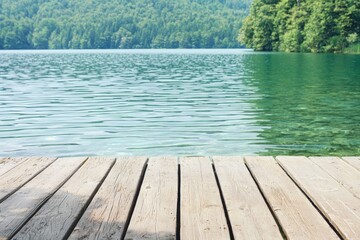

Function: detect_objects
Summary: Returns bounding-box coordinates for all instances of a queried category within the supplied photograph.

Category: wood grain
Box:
[0,157,28,177]
[0,157,86,240]
[245,156,339,240]
[309,157,360,198]
[69,156,147,240]
[180,156,229,240]
[125,157,178,240]
[213,156,282,239]
[12,157,115,240]
[341,157,360,172]
[0,157,57,202]
[276,156,360,240]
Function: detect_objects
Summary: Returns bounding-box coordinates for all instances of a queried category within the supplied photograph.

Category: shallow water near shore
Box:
[0,49,359,156]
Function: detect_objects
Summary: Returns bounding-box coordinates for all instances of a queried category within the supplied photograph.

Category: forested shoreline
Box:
[0,0,250,49]
[1,0,359,53]
[239,0,360,53]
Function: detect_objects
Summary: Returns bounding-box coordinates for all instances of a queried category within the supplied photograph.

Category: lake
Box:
[0,49,359,156]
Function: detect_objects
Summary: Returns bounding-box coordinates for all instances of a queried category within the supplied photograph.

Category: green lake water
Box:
[0,49,359,156]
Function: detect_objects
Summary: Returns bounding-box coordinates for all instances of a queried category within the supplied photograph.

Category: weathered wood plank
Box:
[12,157,115,240]
[0,157,57,202]
[180,156,229,240]
[69,157,147,240]
[276,156,360,240]
[341,157,360,172]
[0,157,28,177]
[309,157,360,198]
[0,157,87,240]
[125,157,178,240]
[245,156,339,240]
[213,156,282,239]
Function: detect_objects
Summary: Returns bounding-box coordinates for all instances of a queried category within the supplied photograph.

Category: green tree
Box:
[239,0,360,53]
[0,0,250,49]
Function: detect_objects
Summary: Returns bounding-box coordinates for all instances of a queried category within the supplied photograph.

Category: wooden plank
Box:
[276,156,360,240]
[245,156,339,240]
[12,157,115,240]
[0,157,28,177]
[180,156,229,240]
[69,157,147,240]
[309,157,360,198]
[341,157,360,172]
[0,157,87,240]
[0,157,57,202]
[125,157,177,240]
[213,156,282,239]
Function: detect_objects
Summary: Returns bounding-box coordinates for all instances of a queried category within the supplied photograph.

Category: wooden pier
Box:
[0,156,359,240]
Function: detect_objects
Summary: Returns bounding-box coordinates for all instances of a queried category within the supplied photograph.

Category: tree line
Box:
[239,0,360,53]
[0,0,250,49]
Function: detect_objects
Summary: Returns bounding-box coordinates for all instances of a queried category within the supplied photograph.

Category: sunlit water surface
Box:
[0,49,359,156]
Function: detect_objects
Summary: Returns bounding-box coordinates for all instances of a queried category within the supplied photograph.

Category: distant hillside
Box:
[239,0,360,53]
[0,0,251,49]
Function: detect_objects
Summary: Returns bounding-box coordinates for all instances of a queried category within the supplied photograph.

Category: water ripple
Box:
[0,49,359,156]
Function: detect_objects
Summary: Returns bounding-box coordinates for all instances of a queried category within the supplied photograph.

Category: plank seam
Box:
[244,159,288,240]
[0,157,58,204]
[309,157,360,199]
[275,157,345,240]
[340,157,360,173]
[120,157,149,240]
[63,157,117,240]
[0,157,27,178]
[176,157,181,240]
[210,158,235,240]
[8,157,89,239]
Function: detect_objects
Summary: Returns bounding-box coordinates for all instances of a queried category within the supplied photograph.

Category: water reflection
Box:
[245,53,360,155]
[0,50,359,156]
